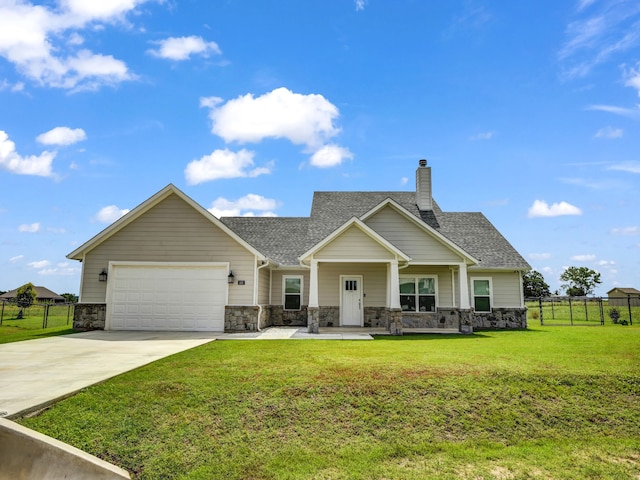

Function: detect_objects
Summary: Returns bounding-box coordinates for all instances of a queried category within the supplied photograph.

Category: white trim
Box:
[399,274,439,312]
[459,264,470,309]
[282,275,304,311]
[299,217,411,263]
[470,276,493,313]
[78,252,87,303]
[308,261,319,308]
[359,198,479,265]
[67,184,267,262]
[450,266,456,308]
[301,258,404,263]
[339,274,364,326]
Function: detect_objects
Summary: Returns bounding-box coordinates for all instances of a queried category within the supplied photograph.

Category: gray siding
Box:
[469,270,523,308]
[315,225,396,260]
[81,193,256,305]
[270,269,310,306]
[317,263,387,307]
[258,267,270,305]
[365,206,464,263]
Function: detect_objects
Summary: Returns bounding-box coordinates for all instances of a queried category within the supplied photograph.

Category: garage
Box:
[107,263,228,331]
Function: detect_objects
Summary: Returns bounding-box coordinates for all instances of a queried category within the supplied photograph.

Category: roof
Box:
[607,287,640,294]
[222,191,530,270]
[0,286,65,301]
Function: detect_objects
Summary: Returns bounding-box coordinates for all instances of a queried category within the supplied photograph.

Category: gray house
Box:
[68,160,530,334]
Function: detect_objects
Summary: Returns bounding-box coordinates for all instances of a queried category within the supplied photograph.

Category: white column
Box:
[308,260,319,308]
[459,263,470,309]
[389,260,400,309]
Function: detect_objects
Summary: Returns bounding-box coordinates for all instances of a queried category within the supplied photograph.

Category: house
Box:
[0,286,65,304]
[607,288,640,307]
[68,160,530,334]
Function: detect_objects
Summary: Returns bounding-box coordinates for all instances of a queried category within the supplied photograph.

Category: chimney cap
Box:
[419,159,427,167]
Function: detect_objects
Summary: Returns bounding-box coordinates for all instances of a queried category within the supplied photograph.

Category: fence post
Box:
[538,297,544,326]
[598,297,604,325]
[0,301,4,326]
[569,297,573,325]
[551,298,555,319]
[67,304,71,325]
[584,298,589,322]
[629,295,634,326]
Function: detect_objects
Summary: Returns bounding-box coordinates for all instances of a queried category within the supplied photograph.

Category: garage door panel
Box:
[109,265,227,332]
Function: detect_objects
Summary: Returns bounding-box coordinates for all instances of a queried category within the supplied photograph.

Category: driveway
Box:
[0,331,219,419]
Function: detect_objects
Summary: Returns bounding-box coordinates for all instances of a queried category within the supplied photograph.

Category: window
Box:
[399,276,437,312]
[472,278,492,312]
[283,276,303,310]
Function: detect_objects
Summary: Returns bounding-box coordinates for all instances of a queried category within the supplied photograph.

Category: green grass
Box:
[526,300,639,326]
[20,325,640,479]
[0,303,75,344]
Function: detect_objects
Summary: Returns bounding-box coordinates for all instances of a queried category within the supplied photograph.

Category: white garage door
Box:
[108,264,228,331]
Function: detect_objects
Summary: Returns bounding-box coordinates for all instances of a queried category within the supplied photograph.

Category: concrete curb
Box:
[0,417,130,479]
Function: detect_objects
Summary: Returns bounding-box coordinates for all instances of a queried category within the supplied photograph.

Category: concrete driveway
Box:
[0,331,219,419]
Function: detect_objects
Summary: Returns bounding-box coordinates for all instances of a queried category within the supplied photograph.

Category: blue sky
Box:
[1,0,639,296]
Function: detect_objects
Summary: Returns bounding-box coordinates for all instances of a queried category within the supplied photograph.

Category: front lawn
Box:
[0,304,75,344]
[20,325,640,479]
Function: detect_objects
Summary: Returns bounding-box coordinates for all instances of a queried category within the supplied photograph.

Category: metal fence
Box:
[525,296,638,326]
[0,301,75,329]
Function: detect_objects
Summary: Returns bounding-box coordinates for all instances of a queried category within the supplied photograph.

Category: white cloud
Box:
[37,261,81,276]
[93,205,130,223]
[586,104,640,119]
[570,254,596,261]
[28,259,50,269]
[0,131,55,177]
[608,161,640,174]
[469,131,494,141]
[0,0,146,90]
[184,148,271,185]
[529,253,552,260]
[203,87,341,149]
[18,222,40,233]
[624,62,640,96]
[598,259,615,266]
[208,194,279,218]
[610,226,640,235]
[148,36,221,61]
[309,144,353,168]
[528,200,582,218]
[400,177,408,186]
[47,226,67,234]
[355,0,367,11]
[37,126,87,145]
[594,126,623,138]
[9,255,24,263]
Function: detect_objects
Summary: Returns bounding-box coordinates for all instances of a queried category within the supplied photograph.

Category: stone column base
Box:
[388,308,403,335]
[307,307,319,333]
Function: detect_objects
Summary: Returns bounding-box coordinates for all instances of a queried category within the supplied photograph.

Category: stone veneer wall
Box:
[73,303,106,331]
[471,308,527,330]
[268,306,308,327]
[363,307,390,328]
[402,309,460,329]
[318,306,340,327]
[224,305,260,331]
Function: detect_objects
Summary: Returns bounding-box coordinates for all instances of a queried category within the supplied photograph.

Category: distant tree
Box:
[16,282,37,319]
[560,267,602,297]
[61,293,79,304]
[522,270,551,298]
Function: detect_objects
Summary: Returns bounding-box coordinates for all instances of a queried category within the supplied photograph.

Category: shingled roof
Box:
[220,191,530,270]
[0,286,65,302]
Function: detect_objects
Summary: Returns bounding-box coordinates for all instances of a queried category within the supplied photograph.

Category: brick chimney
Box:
[415,159,432,210]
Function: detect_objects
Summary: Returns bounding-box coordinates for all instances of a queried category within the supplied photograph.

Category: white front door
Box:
[341,275,363,326]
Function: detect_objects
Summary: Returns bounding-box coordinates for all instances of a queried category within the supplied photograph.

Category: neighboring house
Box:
[607,288,640,307]
[0,286,65,304]
[68,160,530,334]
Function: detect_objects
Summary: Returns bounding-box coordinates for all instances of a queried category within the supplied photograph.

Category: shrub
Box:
[608,307,620,324]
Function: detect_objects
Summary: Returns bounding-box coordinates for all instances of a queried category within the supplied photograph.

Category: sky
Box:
[1,0,639,297]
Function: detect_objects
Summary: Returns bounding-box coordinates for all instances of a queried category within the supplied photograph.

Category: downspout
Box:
[255,259,270,332]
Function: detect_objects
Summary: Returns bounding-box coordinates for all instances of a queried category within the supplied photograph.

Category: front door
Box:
[341,275,363,326]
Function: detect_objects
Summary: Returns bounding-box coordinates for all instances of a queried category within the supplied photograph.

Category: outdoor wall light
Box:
[228,271,235,284]
[99,269,108,282]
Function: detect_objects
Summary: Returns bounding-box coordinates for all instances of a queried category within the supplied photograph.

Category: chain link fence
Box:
[0,301,75,329]
[525,295,638,326]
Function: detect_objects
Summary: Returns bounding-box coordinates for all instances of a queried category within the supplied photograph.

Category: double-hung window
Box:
[399,276,437,312]
[472,278,492,312]
[283,276,303,311]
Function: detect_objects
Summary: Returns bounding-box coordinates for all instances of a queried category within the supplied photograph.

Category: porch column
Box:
[307,260,319,333]
[389,260,400,309]
[459,263,470,309]
[309,260,319,308]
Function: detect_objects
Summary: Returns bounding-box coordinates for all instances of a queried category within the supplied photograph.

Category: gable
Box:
[364,204,466,263]
[314,224,398,260]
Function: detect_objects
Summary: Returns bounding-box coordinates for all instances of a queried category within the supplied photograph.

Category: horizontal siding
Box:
[365,206,463,263]
[399,265,454,307]
[468,271,522,308]
[315,225,395,260]
[258,267,270,305]
[317,263,387,307]
[81,194,255,305]
[271,269,310,306]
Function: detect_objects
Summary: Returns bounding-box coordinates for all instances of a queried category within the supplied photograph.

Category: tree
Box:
[61,293,78,304]
[522,270,551,298]
[15,282,37,319]
[559,267,602,297]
